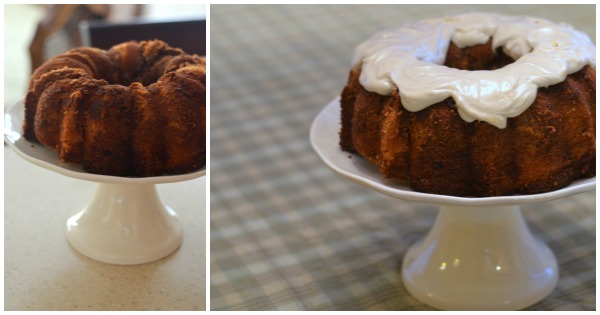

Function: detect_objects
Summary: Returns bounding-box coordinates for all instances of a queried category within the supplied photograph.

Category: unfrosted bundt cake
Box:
[340,14,595,197]
[24,39,206,177]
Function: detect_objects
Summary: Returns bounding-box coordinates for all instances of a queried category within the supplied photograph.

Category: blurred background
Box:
[4,3,206,109]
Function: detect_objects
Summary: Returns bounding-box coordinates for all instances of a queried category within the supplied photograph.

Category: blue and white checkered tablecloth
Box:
[209,4,596,311]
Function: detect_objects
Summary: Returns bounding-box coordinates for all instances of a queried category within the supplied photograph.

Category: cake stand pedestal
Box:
[5,99,205,265]
[310,97,595,310]
[64,181,184,265]
[400,204,556,310]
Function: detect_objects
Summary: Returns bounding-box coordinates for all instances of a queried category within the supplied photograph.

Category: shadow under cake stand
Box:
[5,100,205,265]
[310,97,595,311]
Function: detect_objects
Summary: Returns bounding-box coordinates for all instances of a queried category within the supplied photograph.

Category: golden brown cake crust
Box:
[340,41,596,197]
[24,40,206,177]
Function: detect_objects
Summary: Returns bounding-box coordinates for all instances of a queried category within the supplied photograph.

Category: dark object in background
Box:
[80,19,206,55]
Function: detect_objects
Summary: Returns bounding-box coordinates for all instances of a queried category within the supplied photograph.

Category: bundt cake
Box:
[24,39,206,177]
[340,13,595,197]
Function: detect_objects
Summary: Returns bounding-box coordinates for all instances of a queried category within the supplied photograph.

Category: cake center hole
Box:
[444,43,516,71]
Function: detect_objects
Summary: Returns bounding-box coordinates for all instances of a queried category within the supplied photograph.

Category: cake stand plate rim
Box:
[4,98,205,184]
[310,96,595,207]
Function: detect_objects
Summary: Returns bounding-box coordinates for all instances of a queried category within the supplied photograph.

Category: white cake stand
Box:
[310,97,595,311]
[4,100,205,265]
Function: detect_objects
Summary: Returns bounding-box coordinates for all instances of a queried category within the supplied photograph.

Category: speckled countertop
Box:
[4,147,206,311]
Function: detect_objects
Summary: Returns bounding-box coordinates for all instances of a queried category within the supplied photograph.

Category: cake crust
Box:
[24,40,206,177]
[340,40,596,197]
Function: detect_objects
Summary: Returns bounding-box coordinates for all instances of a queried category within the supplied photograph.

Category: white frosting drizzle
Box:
[352,13,596,128]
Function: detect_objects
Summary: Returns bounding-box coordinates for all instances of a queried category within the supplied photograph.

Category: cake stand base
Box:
[401,205,558,310]
[311,97,594,310]
[66,183,182,265]
[4,99,206,266]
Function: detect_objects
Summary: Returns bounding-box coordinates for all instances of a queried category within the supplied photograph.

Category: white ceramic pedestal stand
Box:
[63,176,200,265]
[310,98,595,310]
[5,99,206,265]
[400,204,556,310]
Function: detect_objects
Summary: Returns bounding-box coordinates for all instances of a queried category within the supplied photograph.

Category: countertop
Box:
[4,147,206,310]
[209,4,596,311]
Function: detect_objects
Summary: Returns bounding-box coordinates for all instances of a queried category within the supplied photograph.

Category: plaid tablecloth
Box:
[210,4,596,311]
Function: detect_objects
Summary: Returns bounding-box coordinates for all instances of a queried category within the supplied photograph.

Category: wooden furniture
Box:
[28,4,110,72]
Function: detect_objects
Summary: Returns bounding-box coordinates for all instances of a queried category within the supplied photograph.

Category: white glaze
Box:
[353,13,596,128]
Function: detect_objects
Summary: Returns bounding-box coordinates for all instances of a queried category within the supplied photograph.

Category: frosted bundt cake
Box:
[24,40,206,177]
[340,14,595,197]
